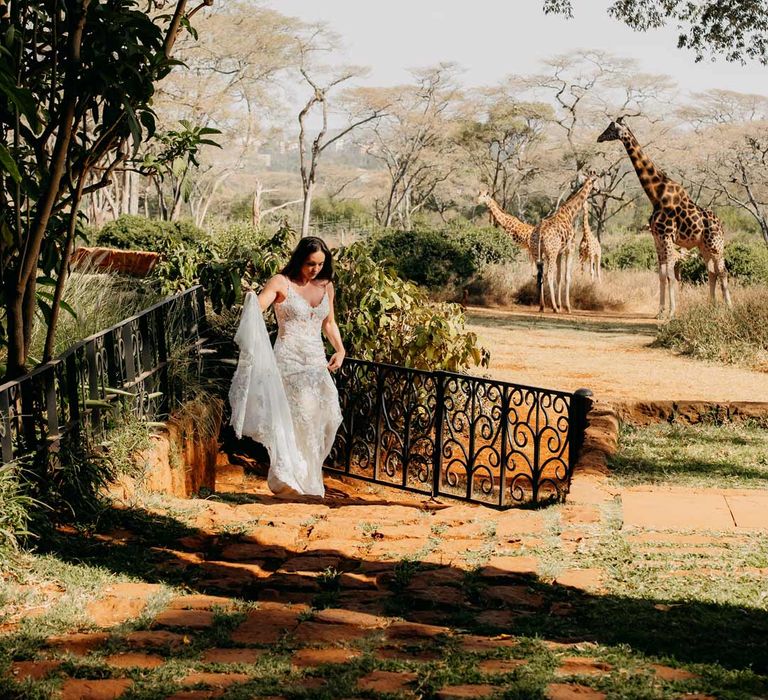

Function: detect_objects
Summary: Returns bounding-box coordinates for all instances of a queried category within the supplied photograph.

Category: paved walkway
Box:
[2,461,766,698]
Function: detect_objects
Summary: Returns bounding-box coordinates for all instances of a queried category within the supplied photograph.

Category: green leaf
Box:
[60,300,77,319]
[0,143,21,183]
[36,298,52,325]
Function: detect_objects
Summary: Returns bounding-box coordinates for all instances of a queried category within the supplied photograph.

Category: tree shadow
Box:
[609,452,768,486]
[466,311,658,337]
[31,501,768,679]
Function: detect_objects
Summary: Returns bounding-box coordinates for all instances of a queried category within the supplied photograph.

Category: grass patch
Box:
[609,421,768,489]
[655,286,768,372]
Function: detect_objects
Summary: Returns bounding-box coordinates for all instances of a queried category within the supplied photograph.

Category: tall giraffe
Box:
[530,174,597,313]
[597,117,732,318]
[477,191,534,260]
[578,198,601,282]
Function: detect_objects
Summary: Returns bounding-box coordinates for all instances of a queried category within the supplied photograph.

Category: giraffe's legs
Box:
[706,256,717,304]
[555,254,563,310]
[661,239,679,319]
[595,252,601,282]
[563,246,573,313]
[547,261,560,313]
[716,256,732,307]
[657,258,668,320]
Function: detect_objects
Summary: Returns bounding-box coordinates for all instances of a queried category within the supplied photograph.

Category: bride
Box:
[228,237,345,497]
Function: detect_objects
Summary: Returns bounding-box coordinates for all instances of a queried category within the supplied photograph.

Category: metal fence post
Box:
[431,371,445,499]
[568,387,593,479]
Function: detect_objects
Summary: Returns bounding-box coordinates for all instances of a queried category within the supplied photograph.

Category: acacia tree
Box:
[150,1,305,225]
[457,92,550,214]
[357,64,464,229]
[296,63,387,237]
[0,0,212,378]
[513,51,674,237]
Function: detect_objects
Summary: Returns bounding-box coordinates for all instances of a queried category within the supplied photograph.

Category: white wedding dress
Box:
[228,284,343,497]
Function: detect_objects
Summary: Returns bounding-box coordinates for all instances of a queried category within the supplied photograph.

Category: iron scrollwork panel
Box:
[437,375,506,506]
[378,366,436,494]
[326,360,379,478]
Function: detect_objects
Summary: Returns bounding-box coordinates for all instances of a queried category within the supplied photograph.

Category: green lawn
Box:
[609,421,768,489]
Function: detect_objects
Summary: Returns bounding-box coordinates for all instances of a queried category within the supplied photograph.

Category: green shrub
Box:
[369,229,475,288]
[311,196,369,223]
[334,244,488,371]
[727,240,768,283]
[677,239,768,285]
[94,215,206,252]
[368,226,519,290]
[602,236,657,271]
[655,287,768,371]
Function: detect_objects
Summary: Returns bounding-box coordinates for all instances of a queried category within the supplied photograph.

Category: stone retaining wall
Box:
[614,400,768,426]
[110,398,223,501]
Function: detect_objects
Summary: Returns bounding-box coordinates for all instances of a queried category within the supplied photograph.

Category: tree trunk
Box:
[252,183,263,229]
[301,180,314,238]
[44,176,87,362]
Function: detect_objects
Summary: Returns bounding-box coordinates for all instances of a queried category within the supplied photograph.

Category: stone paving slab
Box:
[724,493,768,530]
[621,489,735,530]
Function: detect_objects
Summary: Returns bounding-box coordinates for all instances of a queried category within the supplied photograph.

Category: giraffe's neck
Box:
[554,179,593,226]
[487,198,532,247]
[620,129,667,204]
[581,201,593,242]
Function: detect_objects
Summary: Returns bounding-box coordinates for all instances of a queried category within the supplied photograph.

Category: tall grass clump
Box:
[655,287,768,371]
[0,462,36,554]
[466,262,659,314]
[27,268,159,362]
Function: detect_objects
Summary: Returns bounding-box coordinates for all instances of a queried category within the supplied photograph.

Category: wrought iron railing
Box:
[0,286,207,470]
[326,359,592,508]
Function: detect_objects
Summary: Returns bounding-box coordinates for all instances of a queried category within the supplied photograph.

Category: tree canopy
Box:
[543,0,768,64]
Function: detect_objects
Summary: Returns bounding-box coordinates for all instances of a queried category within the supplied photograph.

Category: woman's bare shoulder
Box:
[267,274,289,289]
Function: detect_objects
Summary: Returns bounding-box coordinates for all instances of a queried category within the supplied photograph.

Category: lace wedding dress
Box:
[228,285,342,497]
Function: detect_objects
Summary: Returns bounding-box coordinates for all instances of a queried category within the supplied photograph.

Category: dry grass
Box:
[464,262,660,314]
[655,286,768,372]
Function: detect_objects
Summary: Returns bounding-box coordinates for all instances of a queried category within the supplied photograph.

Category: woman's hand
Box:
[327,350,345,372]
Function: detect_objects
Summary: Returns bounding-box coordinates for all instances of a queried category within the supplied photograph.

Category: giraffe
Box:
[530,174,597,313]
[597,117,732,318]
[477,191,535,260]
[578,198,602,282]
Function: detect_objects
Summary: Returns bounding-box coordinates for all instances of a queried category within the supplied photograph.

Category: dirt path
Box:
[467,306,768,403]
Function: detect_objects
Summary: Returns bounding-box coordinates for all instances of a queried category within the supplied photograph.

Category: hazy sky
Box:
[276,0,767,98]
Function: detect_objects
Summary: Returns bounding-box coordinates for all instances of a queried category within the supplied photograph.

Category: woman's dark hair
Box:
[280,236,334,281]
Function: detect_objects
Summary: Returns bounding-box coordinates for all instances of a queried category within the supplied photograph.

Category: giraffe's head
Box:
[477,190,493,206]
[576,169,600,194]
[597,116,630,143]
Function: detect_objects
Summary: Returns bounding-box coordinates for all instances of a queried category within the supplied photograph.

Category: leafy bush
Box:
[369,229,475,288]
[655,287,768,372]
[368,226,519,290]
[311,196,370,223]
[334,244,489,371]
[148,220,294,311]
[94,215,206,251]
[677,239,768,285]
[602,236,657,271]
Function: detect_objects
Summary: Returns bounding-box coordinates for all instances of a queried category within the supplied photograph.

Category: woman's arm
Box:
[322,283,346,371]
[250,274,287,312]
